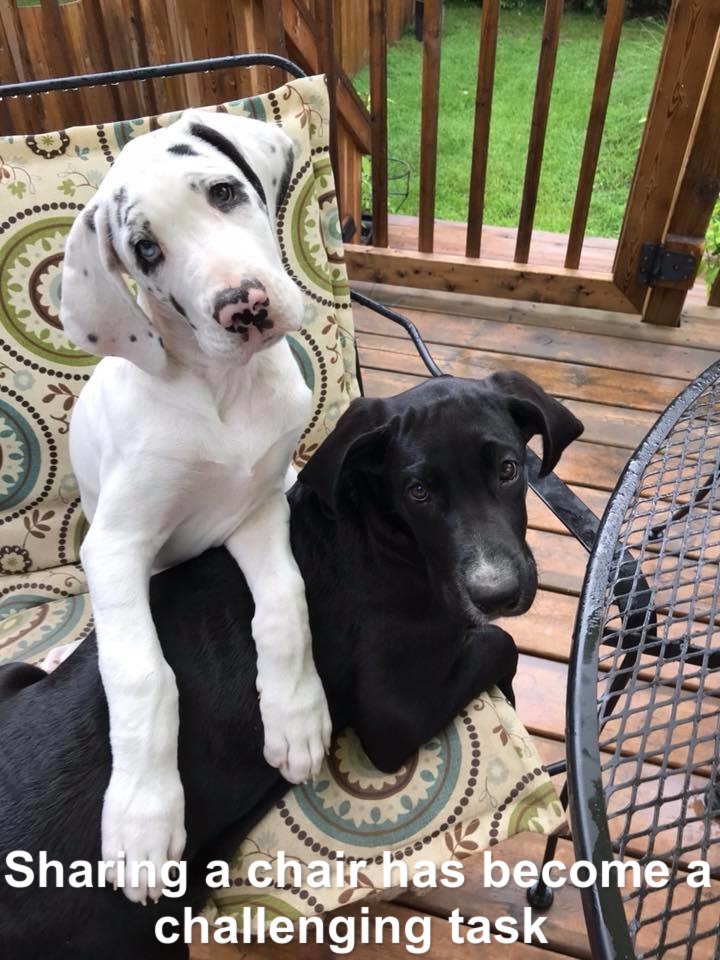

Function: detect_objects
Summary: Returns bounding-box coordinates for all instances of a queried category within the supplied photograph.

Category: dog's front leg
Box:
[81,517,186,905]
[226,493,331,783]
[356,626,519,773]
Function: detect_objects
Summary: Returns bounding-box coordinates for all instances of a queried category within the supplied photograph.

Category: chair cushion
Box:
[207,690,563,925]
[0,574,92,663]
[0,74,563,930]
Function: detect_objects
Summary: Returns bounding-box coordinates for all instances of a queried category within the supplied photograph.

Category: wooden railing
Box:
[2,0,718,325]
[465,0,499,260]
[565,0,624,270]
[350,0,720,326]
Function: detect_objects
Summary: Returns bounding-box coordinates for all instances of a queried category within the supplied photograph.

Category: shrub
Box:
[703,199,720,293]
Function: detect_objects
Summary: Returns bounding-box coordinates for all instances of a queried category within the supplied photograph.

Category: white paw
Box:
[102,769,186,905]
[260,667,332,784]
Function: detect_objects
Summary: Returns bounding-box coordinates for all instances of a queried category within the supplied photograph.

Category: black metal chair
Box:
[567,362,720,959]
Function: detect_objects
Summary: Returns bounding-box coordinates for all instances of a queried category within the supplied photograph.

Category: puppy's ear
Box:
[299,397,390,512]
[60,202,167,375]
[180,110,295,224]
[488,371,583,476]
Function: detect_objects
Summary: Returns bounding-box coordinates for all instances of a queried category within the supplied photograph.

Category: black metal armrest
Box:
[0,54,307,100]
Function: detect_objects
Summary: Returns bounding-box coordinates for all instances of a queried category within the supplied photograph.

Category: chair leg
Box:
[527,780,568,910]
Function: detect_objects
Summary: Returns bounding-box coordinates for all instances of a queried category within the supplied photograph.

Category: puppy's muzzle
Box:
[468,580,520,617]
[214,280,273,342]
[465,548,537,619]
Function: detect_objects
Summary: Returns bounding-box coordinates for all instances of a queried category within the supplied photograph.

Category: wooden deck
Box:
[190,246,720,959]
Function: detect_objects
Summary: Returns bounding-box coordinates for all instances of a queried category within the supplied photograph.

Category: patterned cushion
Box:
[207,692,562,924]
[0,75,563,927]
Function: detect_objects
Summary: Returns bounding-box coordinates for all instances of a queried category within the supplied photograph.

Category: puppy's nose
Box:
[469,582,519,613]
[467,561,520,614]
[214,280,272,335]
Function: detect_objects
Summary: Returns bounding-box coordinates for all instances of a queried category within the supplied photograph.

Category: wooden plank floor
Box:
[190,263,720,959]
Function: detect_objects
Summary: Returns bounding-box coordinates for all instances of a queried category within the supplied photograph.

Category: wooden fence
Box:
[0,0,412,236]
[349,0,720,326]
[305,0,414,75]
[0,0,413,91]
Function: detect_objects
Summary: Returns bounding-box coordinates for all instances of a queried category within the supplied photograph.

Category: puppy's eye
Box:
[209,182,235,206]
[134,239,162,265]
[499,459,519,484]
[407,481,429,503]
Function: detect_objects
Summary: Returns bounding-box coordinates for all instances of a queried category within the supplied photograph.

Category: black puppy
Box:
[0,373,582,959]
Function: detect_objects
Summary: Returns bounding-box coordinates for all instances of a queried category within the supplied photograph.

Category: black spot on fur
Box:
[130,334,137,342]
[170,296,187,318]
[123,201,138,226]
[87,333,98,344]
[167,143,198,156]
[158,337,164,349]
[83,269,88,277]
[276,146,294,214]
[188,122,267,209]
[113,187,128,228]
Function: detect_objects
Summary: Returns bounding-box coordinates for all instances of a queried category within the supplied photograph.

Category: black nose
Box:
[468,581,520,614]
[214,280,273,338]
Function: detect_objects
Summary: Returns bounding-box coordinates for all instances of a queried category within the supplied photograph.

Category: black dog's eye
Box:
[209,182,235,206]
[134,239,162,265]
[499,459,519,484]
[407,481,430,503]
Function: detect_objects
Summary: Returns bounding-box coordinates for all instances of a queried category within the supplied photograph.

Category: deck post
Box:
[613,0,720,316]
[642,33,720,326]
[368,0,389,247]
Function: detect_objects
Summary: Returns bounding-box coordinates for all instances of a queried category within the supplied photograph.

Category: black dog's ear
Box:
[299,397,391,511]
[488,371,583,476]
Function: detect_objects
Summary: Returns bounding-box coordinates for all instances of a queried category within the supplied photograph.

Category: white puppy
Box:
[59,110,331,903]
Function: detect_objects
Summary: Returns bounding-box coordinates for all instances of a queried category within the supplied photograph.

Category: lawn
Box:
[353,2,665,238]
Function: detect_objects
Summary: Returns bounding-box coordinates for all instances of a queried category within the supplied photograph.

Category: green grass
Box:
[354,3,665,237]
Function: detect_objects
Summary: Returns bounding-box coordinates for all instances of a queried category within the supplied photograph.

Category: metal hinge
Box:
[637,242,698,287]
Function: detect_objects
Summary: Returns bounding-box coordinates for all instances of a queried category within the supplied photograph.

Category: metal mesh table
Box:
[568,361,720,960]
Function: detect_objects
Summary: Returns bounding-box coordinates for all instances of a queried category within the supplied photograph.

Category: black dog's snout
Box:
[465,554,523,616]
[214,280,273,341]
[468,581,519,613]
